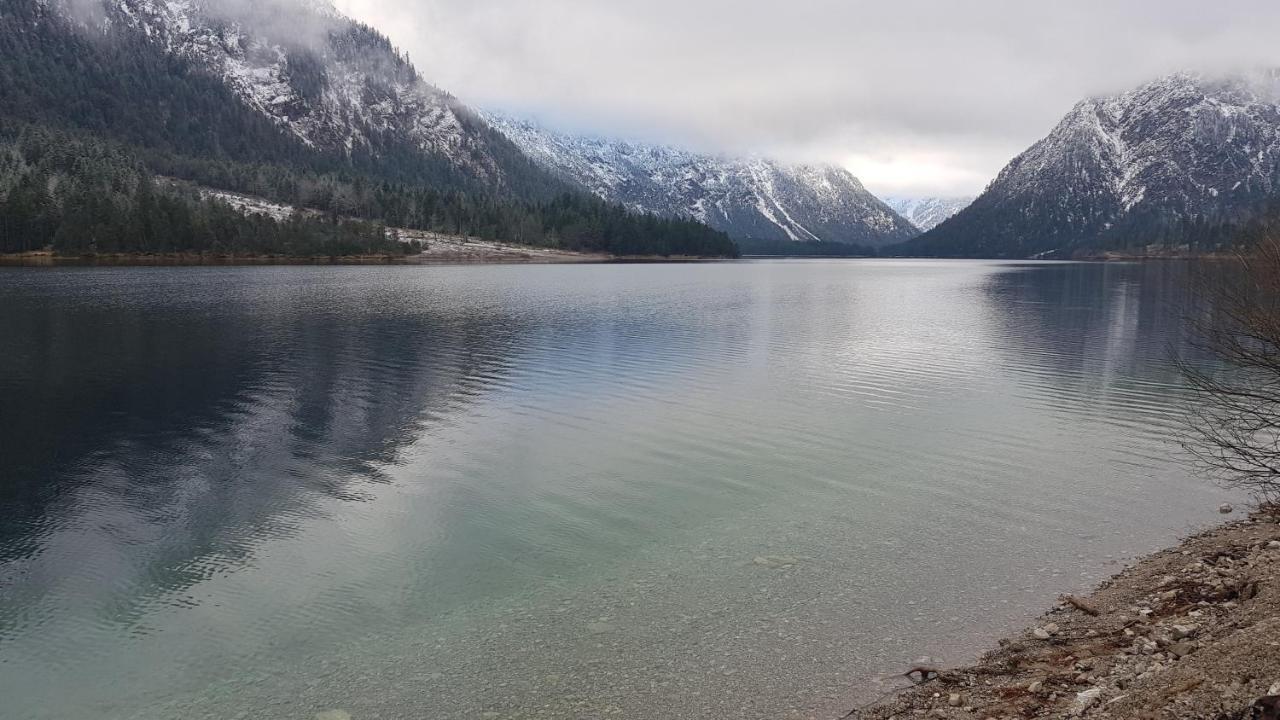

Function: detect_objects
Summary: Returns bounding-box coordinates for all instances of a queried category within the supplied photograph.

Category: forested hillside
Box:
[0,0,737,258]
[0,125,405,255]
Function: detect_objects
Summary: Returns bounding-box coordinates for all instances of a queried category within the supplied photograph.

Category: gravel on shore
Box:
[850,508,1280,720]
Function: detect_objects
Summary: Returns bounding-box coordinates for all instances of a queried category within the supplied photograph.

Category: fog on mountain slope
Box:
[0,0,738,258]
[903,70,1280,258]
[80,0,551,193]
[485,113,919,250]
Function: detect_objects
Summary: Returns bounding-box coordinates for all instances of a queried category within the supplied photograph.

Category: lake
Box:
[0,260,1235,719]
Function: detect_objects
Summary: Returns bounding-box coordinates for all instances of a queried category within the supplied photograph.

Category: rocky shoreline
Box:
[851,507,1280,720]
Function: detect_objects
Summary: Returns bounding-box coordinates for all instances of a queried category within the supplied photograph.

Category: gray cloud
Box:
[332,0,1280,196]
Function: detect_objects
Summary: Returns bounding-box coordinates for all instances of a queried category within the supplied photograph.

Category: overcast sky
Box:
[331,0,1280,197]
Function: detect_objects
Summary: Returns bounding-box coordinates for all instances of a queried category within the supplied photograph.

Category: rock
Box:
[1167,642,1196,658]
[1028,680,1044,693]
[948,693,962,707]
[1170,624,1197,640]
[1269,540,1280,550]
[1033,627,1052,640]
[752,555,798,568]
[1269,680,1280,696]
[1044,623,1061,636]
[1221,504,1235,514]
[1075,687,1103,709]
[315,712,352,720]
[1252,696,1280,719]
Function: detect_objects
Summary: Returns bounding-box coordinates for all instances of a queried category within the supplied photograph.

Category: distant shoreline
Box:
[5,251,1227,267]
[0,250,731,267]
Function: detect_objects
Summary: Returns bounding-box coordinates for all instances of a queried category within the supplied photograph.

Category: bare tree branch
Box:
[1179,236,1280,500]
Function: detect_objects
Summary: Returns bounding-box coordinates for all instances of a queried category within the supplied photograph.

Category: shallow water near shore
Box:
[0,260,1238,719]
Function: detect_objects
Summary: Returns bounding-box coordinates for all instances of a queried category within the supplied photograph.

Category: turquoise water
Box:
[0,260,1235,719]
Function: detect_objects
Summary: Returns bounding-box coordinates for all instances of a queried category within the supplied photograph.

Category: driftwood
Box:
[904,664,939,683]
[1063,594,1101,616]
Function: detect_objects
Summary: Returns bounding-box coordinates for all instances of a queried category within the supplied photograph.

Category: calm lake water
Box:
[0,260,1236,720]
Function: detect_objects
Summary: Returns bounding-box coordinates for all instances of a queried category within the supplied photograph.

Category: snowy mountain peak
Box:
[485,113,918,248]
[884,197,974,232]
[906,69,1280,257]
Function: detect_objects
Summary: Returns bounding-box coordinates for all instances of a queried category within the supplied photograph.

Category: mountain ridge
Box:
[32,0,565,198]
[0,0,738,258]
[485,113,919,249]
[901,70,1280,258]
[883,196,974,232]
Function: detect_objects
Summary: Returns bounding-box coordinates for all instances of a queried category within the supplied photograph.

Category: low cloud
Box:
[335,0,1280,196]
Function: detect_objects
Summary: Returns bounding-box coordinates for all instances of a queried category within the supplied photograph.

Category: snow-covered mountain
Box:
[485,114,919,248]
[57,0,552,192]
[904,71,1280,257]
[883,197,973,232]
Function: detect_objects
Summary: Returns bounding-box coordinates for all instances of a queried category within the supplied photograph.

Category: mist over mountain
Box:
[38,0,557,195]
[485,113,919,250]
[901,71,1280,258]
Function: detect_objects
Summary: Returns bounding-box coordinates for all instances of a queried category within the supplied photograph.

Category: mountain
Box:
[901,71,1280,258]
[11,0,556,196]
[883,196,974,232]
[485,114,919,250]
[0,0,736,258]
